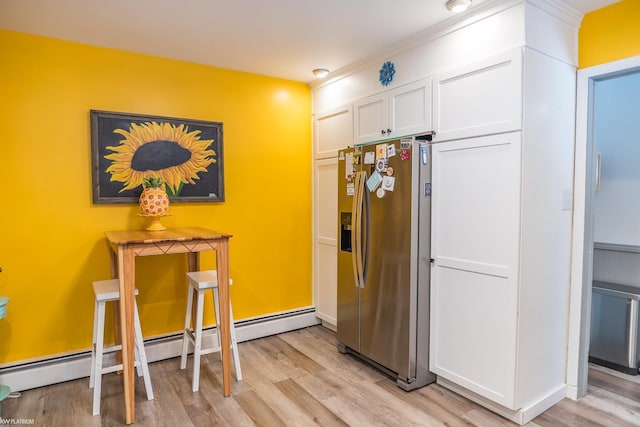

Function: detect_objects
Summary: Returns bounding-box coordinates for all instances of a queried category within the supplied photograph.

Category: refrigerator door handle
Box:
[360,171,368,288]
[351,171,362,288]
[352,170,367,288]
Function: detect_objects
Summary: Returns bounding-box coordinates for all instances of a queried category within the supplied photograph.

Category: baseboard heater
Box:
[0,307,320,392]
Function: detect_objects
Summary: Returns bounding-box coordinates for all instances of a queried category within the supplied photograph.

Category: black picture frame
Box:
[91,110,224,204]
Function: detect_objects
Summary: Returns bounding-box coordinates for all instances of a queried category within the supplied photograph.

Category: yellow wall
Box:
[579,0,640,68]
[0,29,312,363]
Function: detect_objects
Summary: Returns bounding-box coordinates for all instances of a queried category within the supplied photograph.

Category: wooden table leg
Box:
[216,240,231,397]
[109,247,123,371]
[117,246,136,424]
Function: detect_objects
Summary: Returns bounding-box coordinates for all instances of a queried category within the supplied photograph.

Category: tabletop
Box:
[105,227,232,245]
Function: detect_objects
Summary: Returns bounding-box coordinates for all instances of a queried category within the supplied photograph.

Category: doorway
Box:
[569,55,640,399]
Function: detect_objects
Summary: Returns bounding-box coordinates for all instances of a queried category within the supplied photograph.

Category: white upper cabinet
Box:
[354,77,432,144]
[315,105,353,159]
[434,50,522,142]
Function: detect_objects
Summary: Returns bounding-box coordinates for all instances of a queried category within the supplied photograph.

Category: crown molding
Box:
[309,0,583,91]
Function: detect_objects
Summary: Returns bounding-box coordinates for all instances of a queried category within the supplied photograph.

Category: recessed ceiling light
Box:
[446,0,472,13]
[312,68,329,78]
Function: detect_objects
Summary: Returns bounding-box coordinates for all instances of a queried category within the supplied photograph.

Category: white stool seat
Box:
[180,270,242,392]
[89,279,154,416]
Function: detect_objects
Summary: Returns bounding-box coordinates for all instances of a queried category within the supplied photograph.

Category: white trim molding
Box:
[568,54,640,399]
[0,308,321,392]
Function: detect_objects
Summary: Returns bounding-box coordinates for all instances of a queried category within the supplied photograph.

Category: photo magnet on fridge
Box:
[376,158,388,173]
[366,170,383,192]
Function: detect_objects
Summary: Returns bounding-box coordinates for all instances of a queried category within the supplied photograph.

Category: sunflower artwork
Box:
[91,110,224,204]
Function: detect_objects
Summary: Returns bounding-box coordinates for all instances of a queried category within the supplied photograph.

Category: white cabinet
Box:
[314,158,338,326]
[429,47,575,425]
[430,133,521,407]
[354,78,432,144]
[315,105,353,159]
[313,105,352,327]
[434,50,522,142]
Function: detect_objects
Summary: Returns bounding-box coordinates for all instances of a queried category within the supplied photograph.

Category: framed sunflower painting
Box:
[90,110,224,204]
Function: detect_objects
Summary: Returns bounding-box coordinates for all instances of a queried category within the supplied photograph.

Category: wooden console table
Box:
[105,227,232,424]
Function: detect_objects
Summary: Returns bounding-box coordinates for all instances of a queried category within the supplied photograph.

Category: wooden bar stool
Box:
[180,270,242,392]
[89,279,154,416]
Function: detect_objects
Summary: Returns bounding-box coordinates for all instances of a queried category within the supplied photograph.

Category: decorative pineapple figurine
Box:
[139,177,170,230]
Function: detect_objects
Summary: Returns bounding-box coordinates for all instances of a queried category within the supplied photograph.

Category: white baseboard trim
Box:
[0,308,321,392]
[565,384,579,400]
[320,319,336,332]
[437,377,566,425]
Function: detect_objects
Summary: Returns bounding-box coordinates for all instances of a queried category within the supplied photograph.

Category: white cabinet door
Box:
[354,78,432,144]
[354,93,388,144]
[389,77,432,139]
[434,50,522,142]
[430,133,521,408]
[313,158,338,326]
[315,105,353,159]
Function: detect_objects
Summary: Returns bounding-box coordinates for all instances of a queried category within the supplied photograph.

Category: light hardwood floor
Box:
[2,325,639,426]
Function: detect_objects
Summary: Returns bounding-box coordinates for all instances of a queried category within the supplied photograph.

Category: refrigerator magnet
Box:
[345,152,354,179]
[347,182,355,196]
[376,188,385,198]
[382,176,395,192]
[375,158,388,173]
[366,170,383,192]
[401,149,410,161]
[386,166,394,176]
[387,144,396,157]
[376,143,387,159]
[364,151,375,165]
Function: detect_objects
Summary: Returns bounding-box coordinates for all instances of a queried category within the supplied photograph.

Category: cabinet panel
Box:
[389,78,433,139]
[315,242,337,325]
[314,158,338,325]
[354,78,432,145]
[432,134,521,273]
[315,159,338,239]
[315,105,353,159]
[431,267,515,406]
[434,50,522,142]
[430,133,521,407]
[354,93,387,144]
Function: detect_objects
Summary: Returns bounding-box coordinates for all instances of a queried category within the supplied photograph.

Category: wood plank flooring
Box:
[2,325,639,426]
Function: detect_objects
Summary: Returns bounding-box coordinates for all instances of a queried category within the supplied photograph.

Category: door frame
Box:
[568,54,640,399]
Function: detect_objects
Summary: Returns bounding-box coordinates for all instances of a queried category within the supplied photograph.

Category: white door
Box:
[430,132,521,408]
[314,158,338,325]
[353,93,387,145]
[388,77,432,139]
[313,105,352,327]
[433,50,522,141]
[315,106,352,159]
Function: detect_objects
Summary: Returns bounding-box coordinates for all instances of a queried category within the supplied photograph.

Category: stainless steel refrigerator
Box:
[337,133,435,390]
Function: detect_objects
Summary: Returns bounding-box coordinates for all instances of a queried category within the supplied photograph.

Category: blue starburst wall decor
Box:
[379,61,396,86]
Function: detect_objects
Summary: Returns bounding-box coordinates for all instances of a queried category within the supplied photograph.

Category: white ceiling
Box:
[0,0,620,83]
